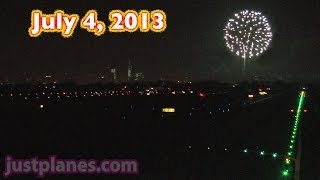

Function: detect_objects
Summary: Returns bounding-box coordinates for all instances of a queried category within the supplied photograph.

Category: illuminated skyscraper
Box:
[111,68,117,81]
[128,59,133,81]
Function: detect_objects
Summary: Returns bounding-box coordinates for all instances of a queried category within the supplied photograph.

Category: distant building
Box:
[184,73,192,82]
[41,75,57,84]
[135,73,144,81]
[87,73,99,84]
[111,68,117,81]
[63,72,73,82]
[128,59,133,81]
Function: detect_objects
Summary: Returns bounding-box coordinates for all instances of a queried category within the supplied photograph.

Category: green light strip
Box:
[282,91,305,177]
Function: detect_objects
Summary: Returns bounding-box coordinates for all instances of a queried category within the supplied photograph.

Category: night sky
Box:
[1,0,320,82]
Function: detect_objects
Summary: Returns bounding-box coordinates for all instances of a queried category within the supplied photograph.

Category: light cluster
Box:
[224,10,273,60]
[0,84,234,100]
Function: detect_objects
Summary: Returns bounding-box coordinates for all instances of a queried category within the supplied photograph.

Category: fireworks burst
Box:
[224,10,273,73]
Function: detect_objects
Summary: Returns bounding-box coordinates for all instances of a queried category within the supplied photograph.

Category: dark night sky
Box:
[1,0,320,82]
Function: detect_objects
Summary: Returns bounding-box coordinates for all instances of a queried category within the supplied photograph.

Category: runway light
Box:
[260,151,265,156]
[290,109,294,113]
[162,108,175,113]
[40,105,44,109]
[285,158,291,164]
[248,94,254,98]
[243,149,248,153]
[272,153,278,158]
[259,91,268,95]
[282,170,289,176]
[304,109,307,113]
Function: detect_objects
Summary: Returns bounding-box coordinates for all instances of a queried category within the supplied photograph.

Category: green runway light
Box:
[243,149,248,153]
[272,153,278,158]
[282,170,289,176]
[260,151,265,156]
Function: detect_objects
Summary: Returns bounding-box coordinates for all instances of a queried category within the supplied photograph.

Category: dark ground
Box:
[0,88,318,179]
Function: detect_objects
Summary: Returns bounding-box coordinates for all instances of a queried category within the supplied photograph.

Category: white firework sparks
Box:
[224,10,273,60]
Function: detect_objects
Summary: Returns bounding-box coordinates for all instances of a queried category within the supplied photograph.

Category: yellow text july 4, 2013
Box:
[28,9,167,38]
